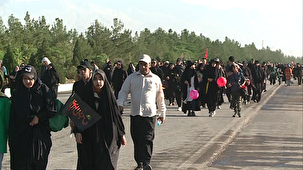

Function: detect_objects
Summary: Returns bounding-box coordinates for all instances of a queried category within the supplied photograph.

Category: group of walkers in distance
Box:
[99,55,302,118]
[0,53,302,170]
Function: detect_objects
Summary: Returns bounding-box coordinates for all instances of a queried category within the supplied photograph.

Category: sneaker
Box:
[135,163,144,170]
[143,164,152,170]
[238,112,241,117]
[135,166,143,170]
[217,106,221,109]
[209,112,213,117]
[213,111,216,116]
[177,107,182,111]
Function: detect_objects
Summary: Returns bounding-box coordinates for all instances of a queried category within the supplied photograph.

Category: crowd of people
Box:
[0,54,302,170]
[99,56,301,118]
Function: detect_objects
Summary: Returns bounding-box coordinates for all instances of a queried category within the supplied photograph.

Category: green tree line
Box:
[0,12,301,83]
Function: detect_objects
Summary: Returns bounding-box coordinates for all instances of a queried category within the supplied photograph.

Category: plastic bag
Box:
[49,99,69,132]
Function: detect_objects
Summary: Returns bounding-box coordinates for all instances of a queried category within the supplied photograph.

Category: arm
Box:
[156,77,166,122]
[117,75,131,111]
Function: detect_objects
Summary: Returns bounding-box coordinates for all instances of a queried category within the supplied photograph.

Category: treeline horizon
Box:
[0,12,301,83]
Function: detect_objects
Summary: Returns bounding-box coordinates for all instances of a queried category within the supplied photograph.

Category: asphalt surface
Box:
[2,81,302,170]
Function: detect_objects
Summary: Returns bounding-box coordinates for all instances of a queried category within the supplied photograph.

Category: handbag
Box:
[49,99,69,132]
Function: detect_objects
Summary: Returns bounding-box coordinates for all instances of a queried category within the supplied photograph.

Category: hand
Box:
[157,117,166,124]
[119,106,124,112]
[121,135,126,146]
[76,133,82,144]
[29,115,39,126]
[184,80,188,85]
[70,119,74,131]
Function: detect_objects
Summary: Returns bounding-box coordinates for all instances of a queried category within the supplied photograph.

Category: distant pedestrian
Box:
[293,63,302,86]
[41,57,60,98]
[174,58,184,111]
[127,62,136,75]
[9,66,19,96]
[0,60,8,93]
[112,61,128,99]
[227,64,247,117]
[181,60,198,116]
[203,58,221,117]
[90,60,99,71]
[284,64,293,86]
[103,60,114,84]
[117,54,166,170]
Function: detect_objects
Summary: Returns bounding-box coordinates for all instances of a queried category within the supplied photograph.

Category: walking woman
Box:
[75,69,126,170]
[181,60,198,116]
[9,65,56,170]
[112,61,128,99]
[203,58,221,117]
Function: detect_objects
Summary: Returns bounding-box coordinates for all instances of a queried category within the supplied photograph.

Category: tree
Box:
[3,45,17,74]
[72,33,92,65]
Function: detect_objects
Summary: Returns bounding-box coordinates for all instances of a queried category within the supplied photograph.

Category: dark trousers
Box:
[252,83,262,102]
[175,90,182,107]
[231,90,241,113]
[131,115,156,166]
[297,76,302,85]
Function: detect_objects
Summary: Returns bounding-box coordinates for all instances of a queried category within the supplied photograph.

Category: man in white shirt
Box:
[117,54,166,170]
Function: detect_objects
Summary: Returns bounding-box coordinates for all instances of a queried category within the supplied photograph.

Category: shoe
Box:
[209,112,213,117]
[135,163,144,170]
[238,112,241,117]
[169,103,173,106]
[178,107,182,111]
[187,112,195,116]
[143,164,152,170]
[233,112,237,117]
[135,166,143,170]
[213,111,216,116]
[217,106,221,109]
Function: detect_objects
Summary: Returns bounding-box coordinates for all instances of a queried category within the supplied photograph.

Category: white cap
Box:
[139,54,151,64]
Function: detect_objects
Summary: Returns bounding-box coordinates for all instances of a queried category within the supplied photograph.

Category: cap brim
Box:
[77,65,87,69]
[139,60,150,64]
[22,73,34,79]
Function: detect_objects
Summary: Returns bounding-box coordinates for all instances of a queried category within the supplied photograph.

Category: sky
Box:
[0,0,302,57]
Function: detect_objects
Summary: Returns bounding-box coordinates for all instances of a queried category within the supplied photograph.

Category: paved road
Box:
[210,84,303,170]
[2,82,302,170]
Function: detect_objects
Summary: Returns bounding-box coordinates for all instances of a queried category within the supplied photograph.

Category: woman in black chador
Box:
[112,61,128,99]
[181,60,198,116]
[9,65,56,170]
[203,58,221,117]
[75,69,126,170]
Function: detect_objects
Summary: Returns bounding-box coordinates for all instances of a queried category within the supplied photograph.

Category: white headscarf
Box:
[42,57,51,65]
